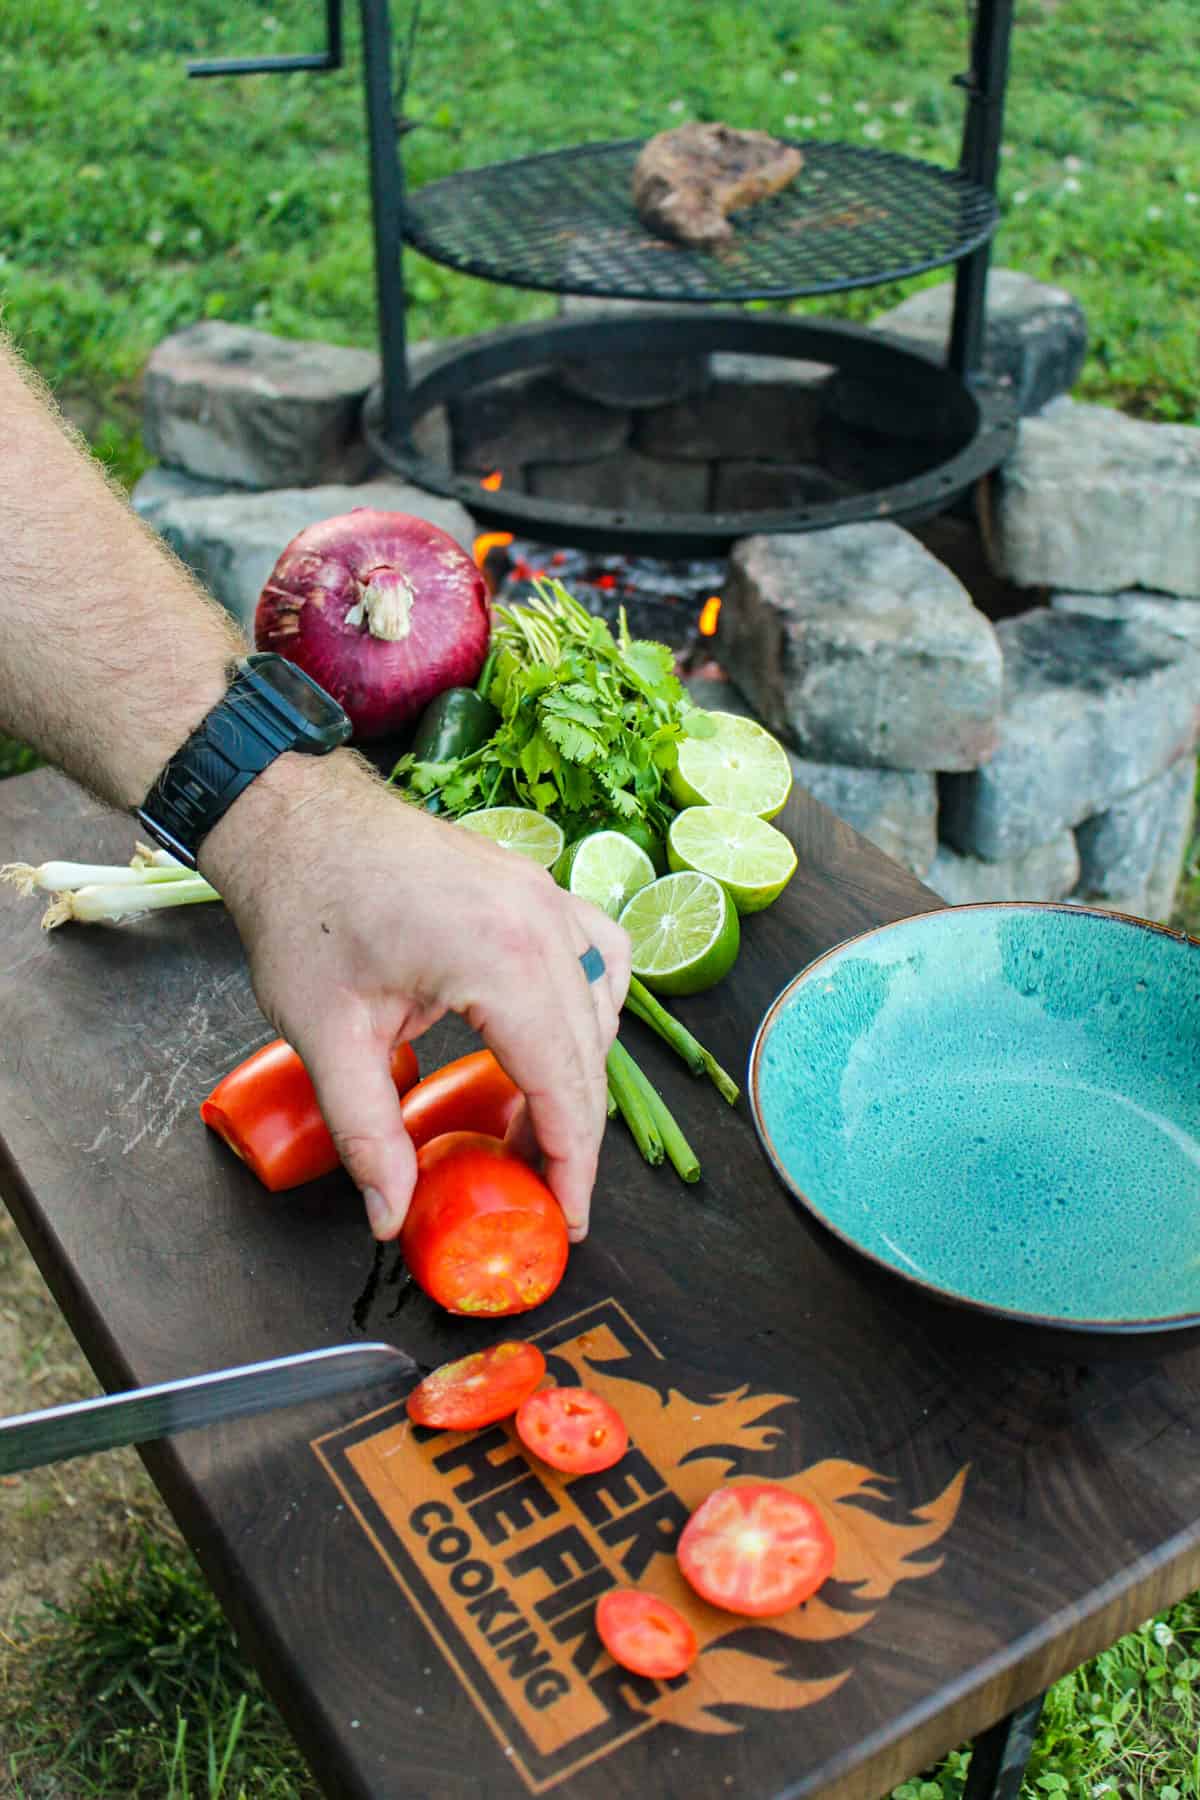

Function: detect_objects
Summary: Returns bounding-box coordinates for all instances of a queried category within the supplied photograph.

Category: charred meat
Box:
[632,122,804,248]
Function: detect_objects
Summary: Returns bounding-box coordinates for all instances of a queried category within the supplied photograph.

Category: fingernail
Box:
[363,1187,393,1238]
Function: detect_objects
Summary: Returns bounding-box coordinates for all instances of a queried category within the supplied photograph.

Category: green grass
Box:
[1,0,1199,1790]
[0,1530,316,1799]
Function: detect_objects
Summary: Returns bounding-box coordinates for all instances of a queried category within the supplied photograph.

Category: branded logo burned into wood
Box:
[312,1298,967,1794]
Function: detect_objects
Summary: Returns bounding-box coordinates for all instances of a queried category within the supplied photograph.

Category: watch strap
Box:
[136,662,305,869]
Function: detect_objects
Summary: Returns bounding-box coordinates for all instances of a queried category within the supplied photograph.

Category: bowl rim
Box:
[748,899,1200,1339]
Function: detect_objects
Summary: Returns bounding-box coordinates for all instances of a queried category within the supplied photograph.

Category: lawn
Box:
[2,0,1200,1794]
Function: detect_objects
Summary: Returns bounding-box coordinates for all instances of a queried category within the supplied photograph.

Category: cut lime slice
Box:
[564,830,657,920]
[667,805,798,914]
[618,871,740,997]
[457,807,565,868]
[670,712,793,820]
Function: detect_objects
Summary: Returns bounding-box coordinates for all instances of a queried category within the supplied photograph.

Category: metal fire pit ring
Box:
[362,310,1018,557]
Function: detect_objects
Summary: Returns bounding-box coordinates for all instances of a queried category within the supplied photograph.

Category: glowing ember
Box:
[480,470,504,491]
[467,525,726,667]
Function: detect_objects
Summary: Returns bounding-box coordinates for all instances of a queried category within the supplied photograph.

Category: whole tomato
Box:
[401,1132,569,1317]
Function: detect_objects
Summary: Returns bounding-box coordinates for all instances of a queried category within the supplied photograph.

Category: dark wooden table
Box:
[3,767,1200,1800]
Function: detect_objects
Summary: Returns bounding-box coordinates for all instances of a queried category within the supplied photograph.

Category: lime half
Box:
[667,805,797,914]
[564,830,657,920]
[670,712,793,819]
[618,871,740,997]
[458,807,565,869]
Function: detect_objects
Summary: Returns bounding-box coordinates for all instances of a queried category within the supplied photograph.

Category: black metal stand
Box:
[359,0,413,452]
[949,0,1017,382]
[963,1692,1047,1800]
[187,0,1019,552]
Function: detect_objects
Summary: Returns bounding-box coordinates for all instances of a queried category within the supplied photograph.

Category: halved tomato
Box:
[595,1589,697,1680]
[401,1132,568,1317]
[676,1481,835,1618]
[400,1049,522,1151]
[514,1386,628,1475]
[406,1341,546,1431]
[201,1036,419,1192]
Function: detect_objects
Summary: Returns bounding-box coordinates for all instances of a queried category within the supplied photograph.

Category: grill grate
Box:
[401,139,998,303]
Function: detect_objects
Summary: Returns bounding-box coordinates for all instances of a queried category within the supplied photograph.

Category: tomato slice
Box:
[200,1037,419,1192]
[514,1386,628,1475]
[401,1132,569,1317]
[677,1482,835,1618]
[406,1340,546,1431]
[400,1049,522,1151]
[595,1589,697,1680]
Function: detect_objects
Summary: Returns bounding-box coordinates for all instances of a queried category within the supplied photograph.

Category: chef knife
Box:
[0,1340,419,1476]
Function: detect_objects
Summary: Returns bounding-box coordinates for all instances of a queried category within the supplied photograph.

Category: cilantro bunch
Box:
[390,577,712,841]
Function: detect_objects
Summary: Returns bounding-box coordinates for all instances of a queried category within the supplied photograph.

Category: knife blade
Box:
[0,1340,419,1476]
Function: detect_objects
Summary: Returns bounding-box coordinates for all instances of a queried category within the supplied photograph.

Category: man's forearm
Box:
[0,332,245,812]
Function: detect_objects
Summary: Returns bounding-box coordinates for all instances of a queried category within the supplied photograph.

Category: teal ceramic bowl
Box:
[749,904,1200,1351]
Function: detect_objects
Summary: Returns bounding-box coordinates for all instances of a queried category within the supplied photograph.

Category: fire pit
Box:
[478,530,727,669]
[188,0,1019,554]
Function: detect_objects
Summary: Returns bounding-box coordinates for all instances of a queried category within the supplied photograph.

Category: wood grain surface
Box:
[3,767,1200,1800]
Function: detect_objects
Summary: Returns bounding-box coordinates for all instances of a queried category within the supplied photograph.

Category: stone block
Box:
[720,523,1003,771]
[142,321,380,489]
[710,462,851,512]
[453,372,630,472]
[790,757,939,879]
[555,295,711,407]
[869,268,1088,416]
[1071,753,1196,923]
[526,451,709,513]
[991,399,1200,596]
[684,668,938,878]
[927,832,1080,905]
[150,481,479,636]
[409,404,453,468]
[634,355,831,462]
[130,465,230,524]
[939,608,1200,861]
[1052,590,1200,652]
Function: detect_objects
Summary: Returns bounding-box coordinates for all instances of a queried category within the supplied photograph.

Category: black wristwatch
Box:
[136,653,352,869]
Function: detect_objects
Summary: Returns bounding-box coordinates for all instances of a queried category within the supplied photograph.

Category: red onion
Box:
[254,509,491,741]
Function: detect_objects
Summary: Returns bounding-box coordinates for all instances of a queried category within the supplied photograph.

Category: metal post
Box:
[962,1692,1046,1800]
[358,0,413,451]
[949,0,1016,382]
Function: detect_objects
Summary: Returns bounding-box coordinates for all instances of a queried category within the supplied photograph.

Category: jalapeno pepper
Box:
[409,648,499,765]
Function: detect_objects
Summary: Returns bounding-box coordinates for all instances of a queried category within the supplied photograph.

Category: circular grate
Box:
[401,138,999,303]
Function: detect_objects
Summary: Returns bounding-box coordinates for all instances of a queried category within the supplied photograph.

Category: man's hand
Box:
[201,749,632,1243]
[0,331,630,1242]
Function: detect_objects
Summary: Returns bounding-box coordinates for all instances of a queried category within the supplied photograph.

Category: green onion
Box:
[624,976,740,1105]
[131,841,191,872]
[605,1040,664,1167]
[606,1038,702,1182]
[40,876,219,930]
[1,858,195,895]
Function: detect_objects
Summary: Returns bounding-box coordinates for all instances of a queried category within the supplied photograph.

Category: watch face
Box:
[248,655,349,735]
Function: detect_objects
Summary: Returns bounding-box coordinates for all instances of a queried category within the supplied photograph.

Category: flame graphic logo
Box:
[546,1322,967,1736]
[313,1299,968,1787]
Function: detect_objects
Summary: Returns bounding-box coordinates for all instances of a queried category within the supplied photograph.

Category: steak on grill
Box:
[632,123,804,248]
